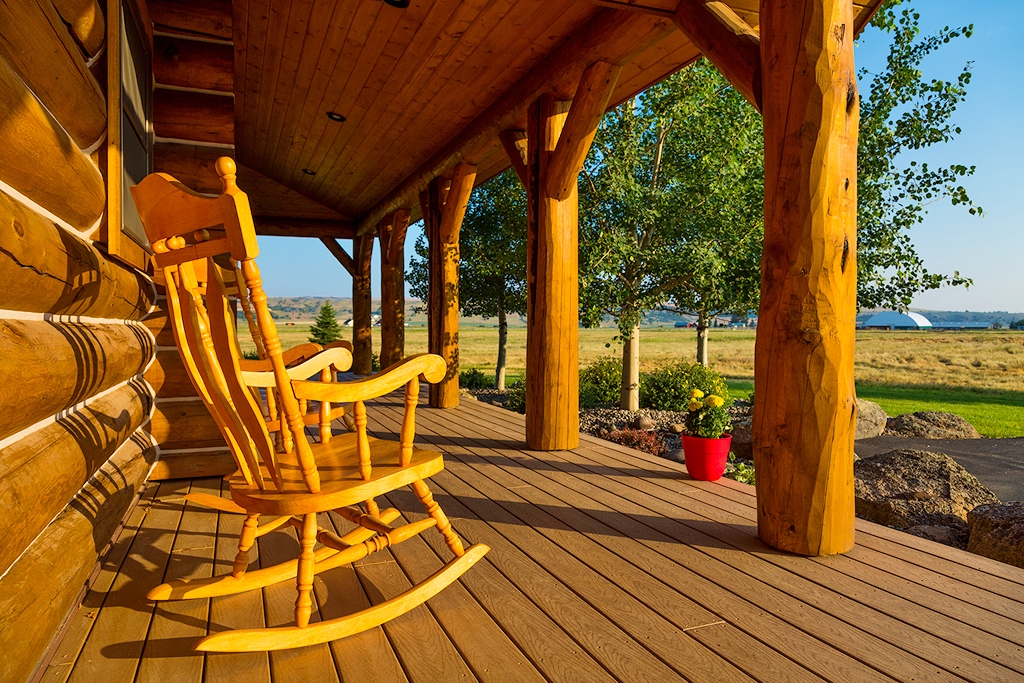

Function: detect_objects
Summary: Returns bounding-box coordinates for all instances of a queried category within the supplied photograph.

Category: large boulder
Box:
[854,449,998,547]
[886,411,981,439]
[967,502,1024,569]
[855,399,887,440]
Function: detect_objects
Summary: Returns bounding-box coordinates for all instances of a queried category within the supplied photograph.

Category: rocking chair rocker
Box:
[130,157,488,652]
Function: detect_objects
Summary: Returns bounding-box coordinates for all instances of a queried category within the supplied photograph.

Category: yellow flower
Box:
[688,400,702,411]
[705,395,724,408]
[690,389,704,399]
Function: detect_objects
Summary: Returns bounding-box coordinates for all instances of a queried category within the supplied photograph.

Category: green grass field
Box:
[242,321,1024,437]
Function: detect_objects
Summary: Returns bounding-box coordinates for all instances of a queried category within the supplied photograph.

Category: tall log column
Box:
[523,62,619,451]
[753,0,858,556]
[378,209,411,368]
[421,164,476,408]
[351,233,375,374]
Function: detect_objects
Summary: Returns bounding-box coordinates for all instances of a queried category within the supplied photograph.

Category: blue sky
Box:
[255,1,1022,313]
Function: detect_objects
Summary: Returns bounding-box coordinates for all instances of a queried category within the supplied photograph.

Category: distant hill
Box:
[857,309,1024,326]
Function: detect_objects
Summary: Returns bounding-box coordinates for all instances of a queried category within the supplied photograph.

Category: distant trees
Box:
[856,1,980,310]
[408,170,527,389]
[308,301,342,345]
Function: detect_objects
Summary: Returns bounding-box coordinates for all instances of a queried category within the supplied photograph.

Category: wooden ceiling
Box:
[231,0,882,234]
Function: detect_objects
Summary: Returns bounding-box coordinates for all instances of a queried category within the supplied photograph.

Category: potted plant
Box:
[681,389,733,481]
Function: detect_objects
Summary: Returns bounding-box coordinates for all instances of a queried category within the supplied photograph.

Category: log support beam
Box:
[421,163,477,408]
[320,235,374,374]
[673,0,762,112]
[753,0,858,556]
[525,62,620,451]
[378,208,411,368]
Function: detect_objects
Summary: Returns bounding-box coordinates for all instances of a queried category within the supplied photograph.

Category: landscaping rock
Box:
[885,411,981,439]
[665,448,686,464]
[731,424,753,460]
[579,408,689,435]
[668,423,686,434]
[906,524,968,548]
[855,399,887,440]
[967,502,1024,569]
[854,449,998,548]
[635,416,657,431]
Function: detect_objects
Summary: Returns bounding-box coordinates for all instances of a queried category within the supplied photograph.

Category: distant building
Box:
[930,321,994,330]
[861,311,932,330]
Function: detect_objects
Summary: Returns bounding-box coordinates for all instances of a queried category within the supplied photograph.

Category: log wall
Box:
[0,9,159,682]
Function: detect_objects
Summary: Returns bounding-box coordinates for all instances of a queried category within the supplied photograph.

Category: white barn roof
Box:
[864,311,932,328]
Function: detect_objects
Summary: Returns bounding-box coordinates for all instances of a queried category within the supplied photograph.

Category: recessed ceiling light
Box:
[326,111,346,122]
[302,168,317,176]
[382,0,409,7]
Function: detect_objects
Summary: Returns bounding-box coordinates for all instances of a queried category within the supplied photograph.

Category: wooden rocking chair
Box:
[130,157,488,652]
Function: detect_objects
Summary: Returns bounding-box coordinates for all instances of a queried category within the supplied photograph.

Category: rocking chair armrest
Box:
[239,342,325,371]
[324,340,353,352]
[292,354,446,403]
[241,347,353,387]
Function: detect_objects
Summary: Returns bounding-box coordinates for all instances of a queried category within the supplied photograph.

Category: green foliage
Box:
[1010,319,1024,331]
[579,357,623,408]
[242,349,260,360]
[725,453,755,485]
[683,390,732,438]
[371,353,380,372]
[601,428,668,458]
[460,368,491,390]
[856,1,979,310]
[504,380,526,414]
[856,383,1024,438]
[308,301,342,345]
[639,360,729,411]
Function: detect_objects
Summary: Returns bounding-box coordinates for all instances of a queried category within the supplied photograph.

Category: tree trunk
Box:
[696,311,710,366]
[495,305,508,391]
[619,324,640,411]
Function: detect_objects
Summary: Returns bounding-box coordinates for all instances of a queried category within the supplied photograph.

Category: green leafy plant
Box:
[601,428,668,457]
[308,301,342,345]
[639,360,729,411]
[242,349,260,360]
[460,368,492,390]
[505,380,526,414]
[725,453,755,485]
[580,357,623,408]
[371,352,381,372]
[683,389,732,438]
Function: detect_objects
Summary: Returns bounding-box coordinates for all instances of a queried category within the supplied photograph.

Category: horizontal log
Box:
[153,88,234,145]
[0,55,106,231]
[145,349,200,397]
[152,140,226,193]
[147,399,226,450]
[0,431,153,683]
[0,320,154,441]
[255,218,356,240]
[149,450,236,480]
[154,33,233,92]
[150,0,232,40]
[0,0,106,149]
[0,191,154,319]
[141,301,176,346]
[51,0,105,57]
[0,380,152,576]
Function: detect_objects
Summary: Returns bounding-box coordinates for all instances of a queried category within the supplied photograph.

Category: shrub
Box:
[579,357,622,408]
[725,453,756,485]
[639,361,729,411]
[371,352,380,372]
[505,380,526,414]
[601,428,668,457]
[460,367,492,390]
[308,301,342,345]
[242,349,260,360]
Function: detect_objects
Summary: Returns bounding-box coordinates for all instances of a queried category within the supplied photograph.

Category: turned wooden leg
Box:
[411,480,464,556]
[365,498,380,518]
[295,513,317,628]
[233,514,260,578]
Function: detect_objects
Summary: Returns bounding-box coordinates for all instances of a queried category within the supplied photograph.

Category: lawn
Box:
[239,322,1024,437]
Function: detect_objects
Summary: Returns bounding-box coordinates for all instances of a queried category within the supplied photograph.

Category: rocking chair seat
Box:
[229,433,445,516]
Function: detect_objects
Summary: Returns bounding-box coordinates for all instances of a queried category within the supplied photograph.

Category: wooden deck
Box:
[39,395,1024,683]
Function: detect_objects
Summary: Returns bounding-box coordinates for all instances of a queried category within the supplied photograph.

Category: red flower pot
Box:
[681,434,732,481]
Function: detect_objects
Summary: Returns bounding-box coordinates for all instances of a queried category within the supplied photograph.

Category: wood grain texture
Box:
[526,95,580,450]
[0,191,154,319]
[350,234,375,375]
[147,399,227,450]
[154,88,235,144]
[0,380,152,576]
[51,0,105,57]
[673,0,762,111]
[0,0,107,149]
[378,209,410,368]
[150,0,232,40]
[0,431,153,683]
[0,320,153,441]
[145,348,200,397]
[148,450,237,480]
[0,55,106,231]
[154,33,234,92]
[753,0,859,556]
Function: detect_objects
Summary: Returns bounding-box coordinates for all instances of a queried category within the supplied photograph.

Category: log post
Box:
[378,209,411,368]
[524,62,619,451]
[753,0,859,556]
[351,233,375,374]
[421,163,476,408]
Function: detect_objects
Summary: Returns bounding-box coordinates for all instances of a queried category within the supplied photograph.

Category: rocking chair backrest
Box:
[131,157,324,494]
